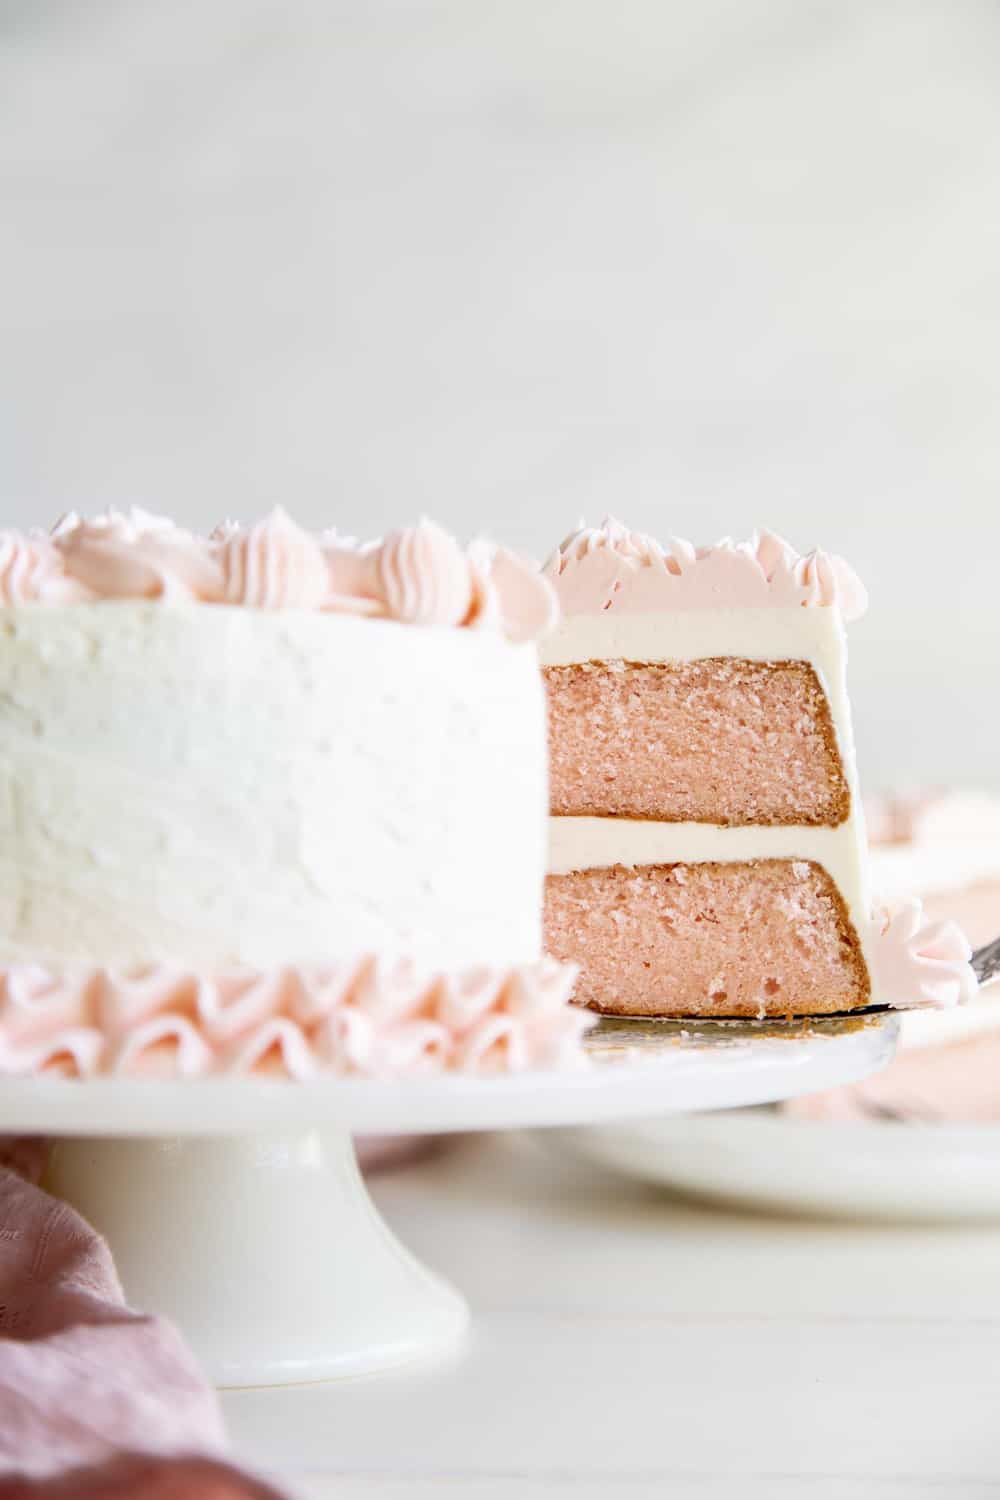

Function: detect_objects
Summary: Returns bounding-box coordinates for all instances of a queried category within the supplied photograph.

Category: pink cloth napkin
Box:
[0,1141,284,1498]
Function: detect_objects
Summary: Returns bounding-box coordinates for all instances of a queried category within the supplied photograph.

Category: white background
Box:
[1,0,998,788]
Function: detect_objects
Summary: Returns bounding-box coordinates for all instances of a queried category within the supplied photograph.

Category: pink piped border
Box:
[0,955,588,1080]
[544,517,868,622]
[0,508,558,644]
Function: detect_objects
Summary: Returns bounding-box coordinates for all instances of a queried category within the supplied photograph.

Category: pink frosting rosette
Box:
[215,508,329,610]
[0,506,559,641]
[870,898,978,1010]
[54,508,224,602]
[0,531,92,605]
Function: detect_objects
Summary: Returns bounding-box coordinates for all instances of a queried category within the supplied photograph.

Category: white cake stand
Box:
[0,1013,898,1388]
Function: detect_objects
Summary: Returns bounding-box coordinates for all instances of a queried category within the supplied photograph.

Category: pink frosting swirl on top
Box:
[54,509,224,602]
[375,520,474,627]
[870,898,978,1010]
[554,516,664,567]
[216,508,329,609]
[327,523,558,637]
[544,516,868,622]
[0,507,560,640]
[469,543,559,644]
[0,532,92,604]
[323,539,385,616]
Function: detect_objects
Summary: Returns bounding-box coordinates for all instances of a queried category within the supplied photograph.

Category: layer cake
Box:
[541,518,975,1019]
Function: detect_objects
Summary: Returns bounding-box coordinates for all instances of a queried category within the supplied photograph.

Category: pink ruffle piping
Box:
[0,956,588,1080]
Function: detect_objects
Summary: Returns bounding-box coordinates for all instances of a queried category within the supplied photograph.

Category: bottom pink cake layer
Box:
[545,858,870,1017]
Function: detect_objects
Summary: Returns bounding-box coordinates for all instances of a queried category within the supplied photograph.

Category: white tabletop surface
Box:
[223,1129,1000,1499]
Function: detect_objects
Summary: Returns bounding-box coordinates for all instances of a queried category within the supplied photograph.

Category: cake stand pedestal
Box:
[0,1013,897,1388]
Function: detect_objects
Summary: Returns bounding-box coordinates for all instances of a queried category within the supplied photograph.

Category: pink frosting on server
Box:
[0,507,557,641]
[544,516,868,621]
[0,957,589,1080]
[870,899,978,1010]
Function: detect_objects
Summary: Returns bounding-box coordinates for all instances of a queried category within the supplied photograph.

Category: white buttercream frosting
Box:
[0,604,549,971]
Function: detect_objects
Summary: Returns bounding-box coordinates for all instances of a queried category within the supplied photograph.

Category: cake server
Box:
[972,934,1000,987]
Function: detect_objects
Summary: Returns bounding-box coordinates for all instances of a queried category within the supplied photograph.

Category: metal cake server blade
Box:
[972,934,1000,988]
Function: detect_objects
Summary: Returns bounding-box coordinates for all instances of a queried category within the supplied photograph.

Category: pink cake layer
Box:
[545,659,849,826]
[544,859,870,1017]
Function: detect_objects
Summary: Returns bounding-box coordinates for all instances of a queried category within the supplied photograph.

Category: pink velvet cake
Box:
[540,518,976,1020]
[547,657,848,825]
[546,859,868,1016]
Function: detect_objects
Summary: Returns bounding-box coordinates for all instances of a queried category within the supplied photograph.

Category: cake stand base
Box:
[47,1130,468,1387]
[9,1013,898,1387]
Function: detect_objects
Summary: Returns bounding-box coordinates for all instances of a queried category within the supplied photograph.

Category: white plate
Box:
[550,1108,1000,1222]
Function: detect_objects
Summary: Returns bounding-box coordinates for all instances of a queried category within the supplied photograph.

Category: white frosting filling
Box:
[541,604,852,676]
[550,818,867,909]
[0,604,547,969]
[542,606,877,987]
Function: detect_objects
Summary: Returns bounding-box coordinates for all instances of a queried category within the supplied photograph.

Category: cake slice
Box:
[541,518,975,1019]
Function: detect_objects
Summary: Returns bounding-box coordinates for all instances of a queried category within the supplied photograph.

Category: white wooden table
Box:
[223,1130,1000,1499]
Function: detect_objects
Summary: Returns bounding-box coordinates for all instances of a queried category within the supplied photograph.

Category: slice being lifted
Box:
[541,518,975,1019]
